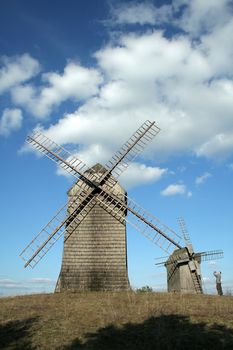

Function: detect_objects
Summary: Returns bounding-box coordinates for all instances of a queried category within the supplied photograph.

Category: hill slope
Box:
[0,292,233,349]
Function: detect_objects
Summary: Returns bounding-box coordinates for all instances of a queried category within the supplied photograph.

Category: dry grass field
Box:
[0,291,233,350]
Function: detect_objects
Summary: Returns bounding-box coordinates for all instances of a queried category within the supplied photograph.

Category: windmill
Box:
[20,120,186,292]
[155,217,223,294]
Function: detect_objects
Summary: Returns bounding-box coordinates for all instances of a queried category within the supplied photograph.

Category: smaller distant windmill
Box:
[156,217,223,294]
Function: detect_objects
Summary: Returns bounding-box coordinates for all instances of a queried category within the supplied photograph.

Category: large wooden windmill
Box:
[20,119,202,292]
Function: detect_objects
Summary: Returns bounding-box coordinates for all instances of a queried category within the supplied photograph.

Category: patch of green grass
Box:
[0,292,233,349]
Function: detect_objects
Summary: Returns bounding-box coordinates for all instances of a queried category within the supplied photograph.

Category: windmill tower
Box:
[156,218,223,294]
[56,163,129,291]
[20,120,222,294]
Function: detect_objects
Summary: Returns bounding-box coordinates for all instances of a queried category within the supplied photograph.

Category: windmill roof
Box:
[67,163,125,195]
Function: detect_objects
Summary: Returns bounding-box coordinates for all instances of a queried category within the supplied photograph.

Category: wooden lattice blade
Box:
[23,120,178,263]
[194,250,224,262]
[27,120,160,193]
[20,184,98,269]
[156,249,224,267]
[103,120,160,185]
[95,188,182,255]
[21,174,182,268]
[26,131,99,185]
[177,217,191,245]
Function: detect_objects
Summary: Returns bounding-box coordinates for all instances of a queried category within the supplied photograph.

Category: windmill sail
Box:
[27,131,97,184]
[27,120,160,190]
[104,120,160,184]
[177,217,191,246]
[21,120,223,295]
[96,189,182,254]
[21,120,163,268]
[194,250,223,262]
[20,186,98,268]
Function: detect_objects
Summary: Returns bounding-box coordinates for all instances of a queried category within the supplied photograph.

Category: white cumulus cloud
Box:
[195,172,212,185]
[161,183,191,197]
[110,0,232,38]
[119,162,167,189]
[41,12,233,161]
[55,145,167,189]
[110,1,172,26]
[175,0,232,37]
[0,53,40,94]
[0,108,23,136]
[7,0,233,165]
[11,62,103,118]
[196,133,233,158]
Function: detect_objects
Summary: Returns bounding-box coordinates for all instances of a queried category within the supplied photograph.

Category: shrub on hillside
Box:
[136,285,153,293]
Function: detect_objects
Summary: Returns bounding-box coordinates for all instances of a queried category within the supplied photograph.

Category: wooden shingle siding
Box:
[56,164,130,292]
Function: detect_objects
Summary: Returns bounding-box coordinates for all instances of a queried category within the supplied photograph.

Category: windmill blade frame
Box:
[21,120,181,269]
[155,249,224,266]
[177,217,191,246]
[20,186,98,268]
[104,120,160,182]
[95,188,182,254]
[27,131,99,184]
[21,120,161,268]
[27,120,160,191]
[194,250,224,262]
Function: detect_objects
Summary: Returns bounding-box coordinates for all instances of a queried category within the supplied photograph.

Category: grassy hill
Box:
[0,291,233,350]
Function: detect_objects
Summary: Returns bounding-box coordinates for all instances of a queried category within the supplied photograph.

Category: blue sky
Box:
[0,0,233,296]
